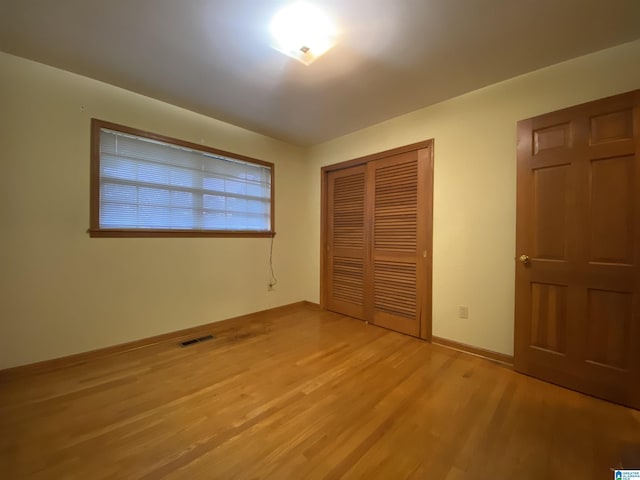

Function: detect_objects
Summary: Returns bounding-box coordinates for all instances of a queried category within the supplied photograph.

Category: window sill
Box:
[87,229,276,238]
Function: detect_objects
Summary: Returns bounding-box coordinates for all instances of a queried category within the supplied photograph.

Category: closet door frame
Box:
[320,140,434,341]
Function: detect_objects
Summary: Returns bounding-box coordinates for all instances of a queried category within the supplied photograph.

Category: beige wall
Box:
[2,39,640,369]
[0,52,310,369]
[305,39,640,355]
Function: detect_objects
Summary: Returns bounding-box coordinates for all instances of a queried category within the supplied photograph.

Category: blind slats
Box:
[100,177,271,203]
[98,129,272,231]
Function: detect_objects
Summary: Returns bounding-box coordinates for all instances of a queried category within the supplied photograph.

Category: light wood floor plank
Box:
[1,304,638,479]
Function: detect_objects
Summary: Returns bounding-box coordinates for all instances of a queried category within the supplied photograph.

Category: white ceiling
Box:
[2,0,640,146]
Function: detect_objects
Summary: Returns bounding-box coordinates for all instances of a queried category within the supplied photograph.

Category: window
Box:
[90,119,274,237]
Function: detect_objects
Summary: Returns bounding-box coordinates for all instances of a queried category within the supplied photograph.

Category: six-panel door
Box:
[515,90,640,409]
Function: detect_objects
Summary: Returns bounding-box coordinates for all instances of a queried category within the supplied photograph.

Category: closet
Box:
[321,141,433,339]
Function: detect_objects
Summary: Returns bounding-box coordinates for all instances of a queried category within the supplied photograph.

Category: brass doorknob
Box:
[519,254,530,264]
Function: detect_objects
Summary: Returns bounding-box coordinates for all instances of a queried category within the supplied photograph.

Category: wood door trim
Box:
[320,140,434,340]
[320,140,433,174]
[419,146,434,341]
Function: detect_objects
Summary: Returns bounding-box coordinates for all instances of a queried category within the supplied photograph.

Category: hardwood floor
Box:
[1,304,638,479]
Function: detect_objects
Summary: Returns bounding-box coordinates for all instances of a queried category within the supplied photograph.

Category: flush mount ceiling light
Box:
[270,2,336,66]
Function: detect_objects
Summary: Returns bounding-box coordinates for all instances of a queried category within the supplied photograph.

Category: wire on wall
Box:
[269,234,278,289]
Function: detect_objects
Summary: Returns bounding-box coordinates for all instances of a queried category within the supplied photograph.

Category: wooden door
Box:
[326,165,366,319]
[515,90,640,409]
[322,141,433,340]
[368,150,430,337]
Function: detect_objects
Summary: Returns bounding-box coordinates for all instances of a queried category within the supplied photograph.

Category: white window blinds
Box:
[98,128,272,232]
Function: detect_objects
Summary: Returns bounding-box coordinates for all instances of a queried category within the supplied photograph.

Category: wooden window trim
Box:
[89,119,275,238]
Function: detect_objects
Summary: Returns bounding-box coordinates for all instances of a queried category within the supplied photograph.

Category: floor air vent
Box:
[180,334,215,347]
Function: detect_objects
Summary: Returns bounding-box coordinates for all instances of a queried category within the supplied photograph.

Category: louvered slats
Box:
[328,168,366,317]
[371,156,421,332]
[374,161,417,252]
[374,261,417,318]
[325,147,430,337]
[333,173,365,249]
[332,257,365,305]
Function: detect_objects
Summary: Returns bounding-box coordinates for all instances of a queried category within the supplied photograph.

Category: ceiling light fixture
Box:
[270,2,336,66]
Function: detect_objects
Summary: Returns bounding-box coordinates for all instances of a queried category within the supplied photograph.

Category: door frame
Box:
[320,140,434,341]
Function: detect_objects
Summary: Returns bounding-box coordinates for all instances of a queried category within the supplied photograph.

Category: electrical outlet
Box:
[458,306,469,319]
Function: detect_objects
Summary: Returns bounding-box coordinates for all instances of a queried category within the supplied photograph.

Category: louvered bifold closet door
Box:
[367,150,428,336]
[327,166,367,319]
